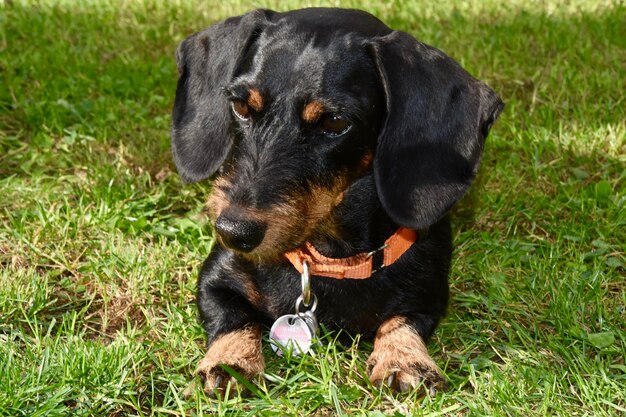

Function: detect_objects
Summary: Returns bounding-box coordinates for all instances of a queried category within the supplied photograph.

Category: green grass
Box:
[1,0,624,415]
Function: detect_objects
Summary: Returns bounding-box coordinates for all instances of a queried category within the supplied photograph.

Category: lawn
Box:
[0,0,624,416]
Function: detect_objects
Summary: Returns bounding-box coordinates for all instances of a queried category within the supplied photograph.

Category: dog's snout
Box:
[215,211,267,252]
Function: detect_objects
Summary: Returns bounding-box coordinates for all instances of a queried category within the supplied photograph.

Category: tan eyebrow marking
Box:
[247,88,264,112]
[302,101,325,123]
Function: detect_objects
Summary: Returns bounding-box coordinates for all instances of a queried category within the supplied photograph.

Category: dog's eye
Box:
[320,115,351,136]
[231,100,251,120]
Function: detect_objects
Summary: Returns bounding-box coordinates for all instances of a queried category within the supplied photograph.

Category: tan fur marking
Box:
[206,173,349,259]
[247,88,264,112]
[206,176,231,221]
[360,150,374,169]
[302,101,325,123]
[195,325,264,395]
[367,316,446,394]
[240,276,263,308]
[376,315,408,336]
[250,177,347,258]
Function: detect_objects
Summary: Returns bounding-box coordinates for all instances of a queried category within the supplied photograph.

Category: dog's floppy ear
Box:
[368,31,504,230]
[171,10,271,182]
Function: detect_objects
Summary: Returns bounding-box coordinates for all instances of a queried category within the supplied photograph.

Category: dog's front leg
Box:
[367,315,447,395]
[190,253,266,397]
[195,323,264,396]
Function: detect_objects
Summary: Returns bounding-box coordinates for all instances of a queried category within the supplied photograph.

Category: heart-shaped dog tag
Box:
[269,314,314,356]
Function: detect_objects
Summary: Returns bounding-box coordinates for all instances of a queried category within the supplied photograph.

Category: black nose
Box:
[215,211,267,252]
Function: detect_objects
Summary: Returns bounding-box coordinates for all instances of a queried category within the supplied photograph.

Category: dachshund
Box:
[172,7,503,396]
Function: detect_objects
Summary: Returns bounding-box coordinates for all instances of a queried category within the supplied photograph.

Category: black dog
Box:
[172,8,503,395]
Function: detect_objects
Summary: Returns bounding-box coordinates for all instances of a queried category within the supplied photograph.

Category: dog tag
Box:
[269,314,315,356]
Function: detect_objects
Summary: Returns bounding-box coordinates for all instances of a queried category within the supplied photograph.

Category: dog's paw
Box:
[192,326,265,397]
[367,355,447,395]
[366,316,447,395]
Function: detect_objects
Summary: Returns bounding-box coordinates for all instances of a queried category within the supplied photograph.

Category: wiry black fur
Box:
[172,7,503,389]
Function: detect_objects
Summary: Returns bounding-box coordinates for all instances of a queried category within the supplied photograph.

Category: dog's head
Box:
[172,8,503,258]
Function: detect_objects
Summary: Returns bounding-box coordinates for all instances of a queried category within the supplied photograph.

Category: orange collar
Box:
[284,228,417,280]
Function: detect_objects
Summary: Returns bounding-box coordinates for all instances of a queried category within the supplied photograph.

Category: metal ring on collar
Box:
[295,294,318,315]
[301,260,311,306]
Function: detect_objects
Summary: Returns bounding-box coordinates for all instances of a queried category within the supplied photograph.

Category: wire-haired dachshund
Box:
[172,7,503,396]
